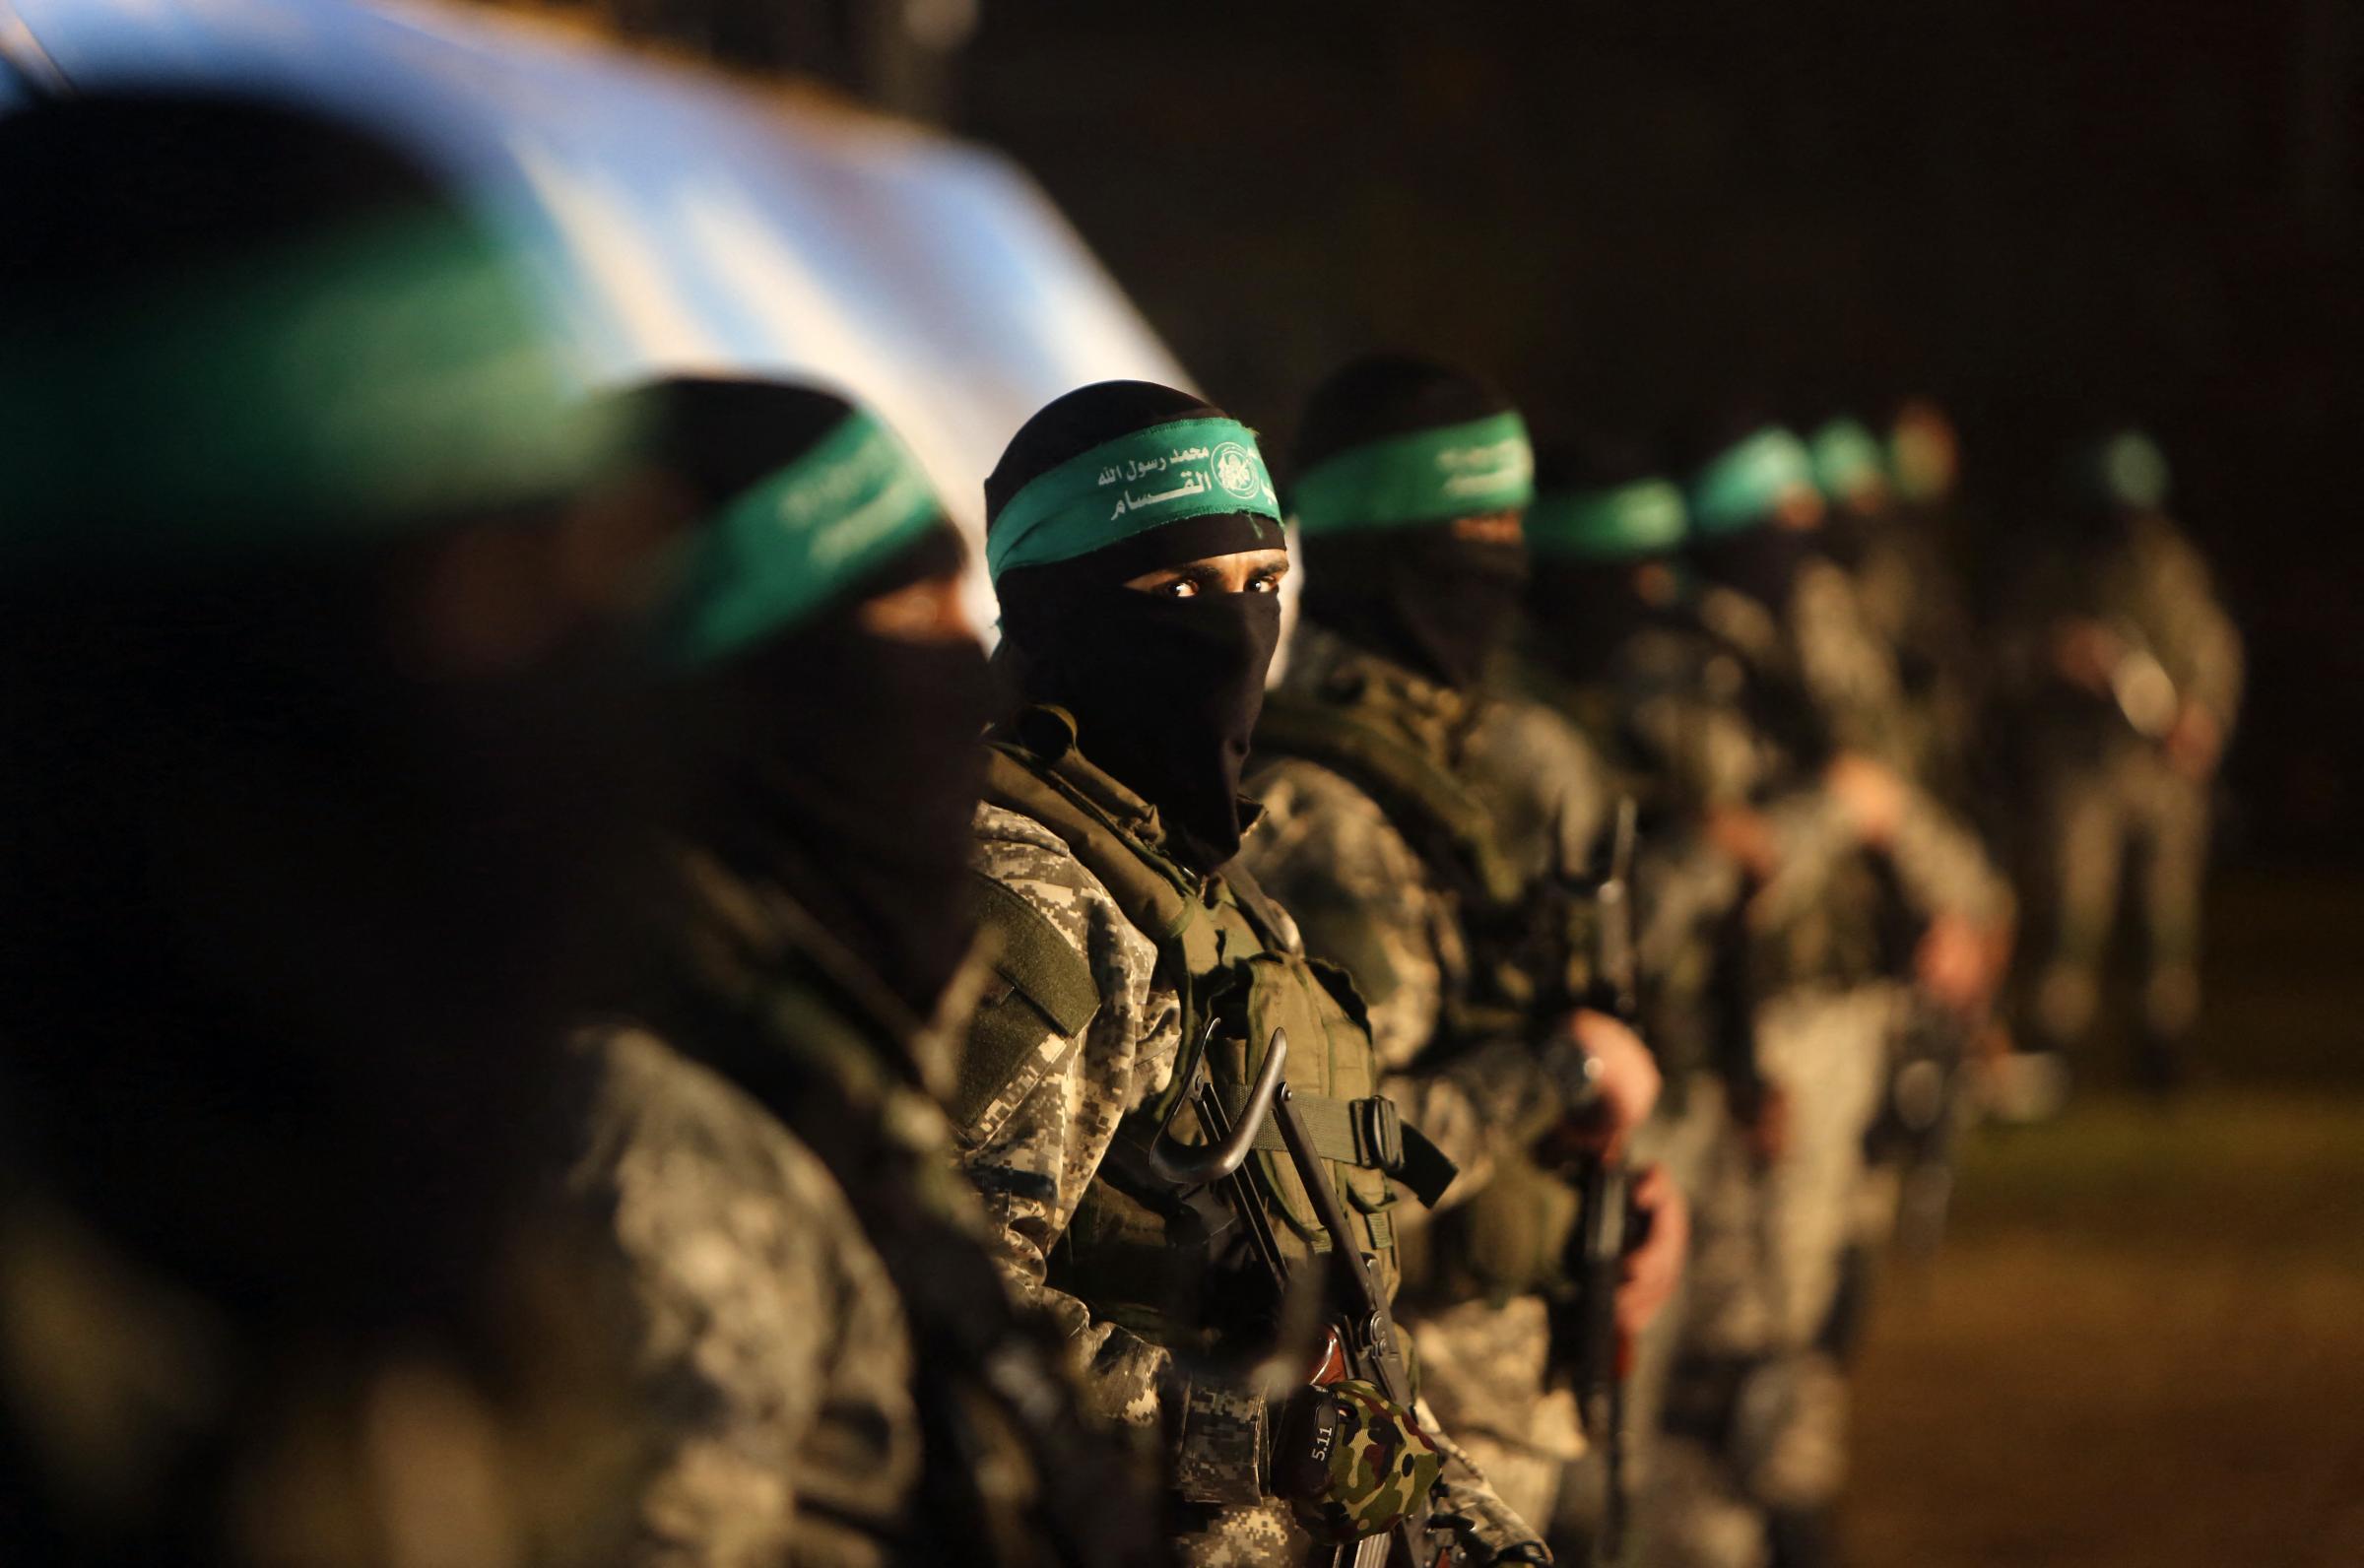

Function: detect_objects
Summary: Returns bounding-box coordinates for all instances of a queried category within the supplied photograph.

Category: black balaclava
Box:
[989,381,1281,875]
[1674,406,1821,612]
[1692,524,1818,611]
[1525,435,1673,680]
[639,377,990,1023]
[1293,354,1530,690]
[1807,408,1882,570]
[2061,422,2169,556]
[0,93,657,1341]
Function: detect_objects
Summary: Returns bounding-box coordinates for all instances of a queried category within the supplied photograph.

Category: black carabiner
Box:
[1146,1022,1288,1185]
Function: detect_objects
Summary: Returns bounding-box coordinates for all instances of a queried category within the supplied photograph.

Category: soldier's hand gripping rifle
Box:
[1152,1032,1447,1567]
[1556,796,1644,1565]
[1268,1047,1452,1568]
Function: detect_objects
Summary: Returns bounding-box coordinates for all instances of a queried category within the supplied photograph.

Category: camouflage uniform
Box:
[1647,576,2007,1568]
[957,713,1546,1568]
[563,1023,921,1568]
[1504,629,1763,1557]
[2002,510,2243,1058]
[1839,511,1983,806]
[563,848,1160,1568]
[1241,622,1618,1534]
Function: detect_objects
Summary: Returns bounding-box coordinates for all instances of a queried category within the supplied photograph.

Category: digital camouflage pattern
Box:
[1498,641,1760,1087]
[1246,623,1614,1179]
[1655,549,2009,1566]
[561,837,1166,1568]
[1642,990,1892,1568]
[0,1164,647,1568]
[1460,684,1616,886]
[962,787,1548,1565]
[959,803,1182,1437]
[1499,638,1770,1560]
[1404,1295,1584,1533]
[1245,750,1601,1198]
[563,1023,920,1568]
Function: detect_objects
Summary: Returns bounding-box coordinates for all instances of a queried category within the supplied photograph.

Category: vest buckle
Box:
[1352,1094,1405,1174]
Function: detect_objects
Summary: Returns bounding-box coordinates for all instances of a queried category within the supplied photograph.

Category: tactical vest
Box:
[1504,646,1733,1094]
[965,710,1450,1347]
[665,851,1163,1568]
[1252,686,1590,1061]
[1252,686,1591,1304]
[1707,615,1897,994]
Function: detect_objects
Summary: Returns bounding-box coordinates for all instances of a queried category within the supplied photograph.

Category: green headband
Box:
[664,409,944,666]
[1688,426,1817,538]
[1808,418,1886,505]
[1291,410,1535,535]
[986,416,1281,580]
[0,207,622,566]
[2086,430,2171,511]
[1887,411,1956,503]
[1526,478,1687,561]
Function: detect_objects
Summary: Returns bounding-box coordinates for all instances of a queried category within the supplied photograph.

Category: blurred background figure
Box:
[1244,354,1681,1548]
[1509,431,1770,1566]
[1808,402,1983,820]
[1665,415,2010,1568]
[560,374,1169,1568]
[0,87,663,1566]
[1996,429,2245,1093]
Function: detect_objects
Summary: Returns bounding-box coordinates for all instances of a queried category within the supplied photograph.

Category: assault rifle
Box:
[1527,796,1646,1561]
[1271,1059,1453,1568]
[1152,1030,1448,1568]
[1565,796,1642,1563]
[1870,997,1971,1262]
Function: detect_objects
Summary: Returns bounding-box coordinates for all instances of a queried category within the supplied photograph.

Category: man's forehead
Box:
[1171,546,1291,571]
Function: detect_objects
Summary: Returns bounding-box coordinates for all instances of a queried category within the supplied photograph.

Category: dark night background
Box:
[591,1,2362,853]
[944,2,2362,868]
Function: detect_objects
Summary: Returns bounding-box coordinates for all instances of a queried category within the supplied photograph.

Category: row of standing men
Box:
[0,88,2241,1568]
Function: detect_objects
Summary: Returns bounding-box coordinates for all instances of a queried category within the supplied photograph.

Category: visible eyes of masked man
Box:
[1123,546,1289,599]
[985,379,1291,873]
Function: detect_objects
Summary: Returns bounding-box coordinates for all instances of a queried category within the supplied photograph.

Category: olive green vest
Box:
[1253,683,1595,1060]
[967,709,1445,1345]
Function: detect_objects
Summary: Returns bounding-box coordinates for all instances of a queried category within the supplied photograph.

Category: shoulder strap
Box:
[1254,690,1526,908]
[981,744,1201,940]
[1213,858,1298,956]
[690,970,1160,1568]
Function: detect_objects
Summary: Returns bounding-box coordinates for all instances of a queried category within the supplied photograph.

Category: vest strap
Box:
[1255,691,1527,908]
[1221,1087,1459,1209]
[1390,1124,1459,1209]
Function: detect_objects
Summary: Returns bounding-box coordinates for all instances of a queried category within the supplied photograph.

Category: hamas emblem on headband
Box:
[1213,441,1263,501]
